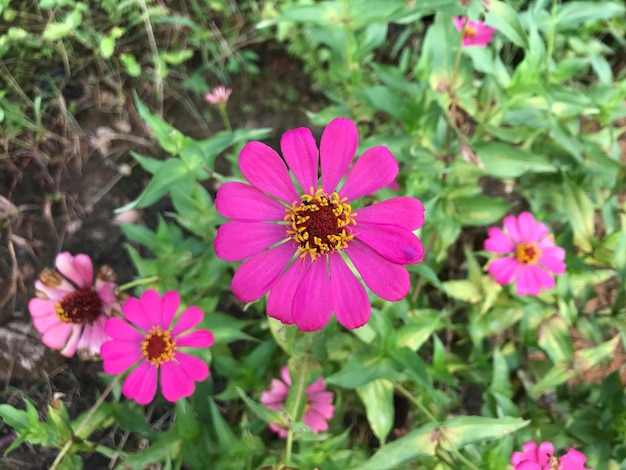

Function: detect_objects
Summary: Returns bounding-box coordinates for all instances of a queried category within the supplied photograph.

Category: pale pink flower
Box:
[101,289,214,405]
[28,252,121,358]
[204,85,232,105]
[453,16,496,47]
[484,212,566,295]
[511,441,591,470]
[260,366,334,438]
[214,117,425,331]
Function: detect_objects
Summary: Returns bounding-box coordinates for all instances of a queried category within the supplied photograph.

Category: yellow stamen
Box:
[514,242,542,265]
[141,326,176,366]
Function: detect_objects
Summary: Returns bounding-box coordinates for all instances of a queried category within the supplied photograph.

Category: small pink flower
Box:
[511,441,591,470]
[511,441,555,468]
[204,85,232,105]
[28,252,121,358]
[101,290,214,405]
[214,117,425,331]
[484,212,566,295]
[453,16,496,47]
[260,366,334,438]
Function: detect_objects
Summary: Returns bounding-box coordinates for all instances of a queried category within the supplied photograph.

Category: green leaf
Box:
[442,279,482,303]
[452,195,509,226]
[236,387,291,429]
[134,93,188,154]
[99,36,115,58]
[563,177,595,252]
[357,379,394,444]
[326,355,402,389]
[486,0,529,48]
[120,53,141,77]
[439,416,528,450]
[555,1,625,28]
[475,142,556,178]
[529,361,575,398]
[396,309,447,352]
[0,403,29,430]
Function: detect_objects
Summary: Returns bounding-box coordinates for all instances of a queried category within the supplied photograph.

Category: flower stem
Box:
[118,276,159,292]
[218,105,232,132]
[284,427,295,468]
[50,375,121,470]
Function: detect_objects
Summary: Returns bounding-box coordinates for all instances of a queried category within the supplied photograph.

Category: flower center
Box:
[142,326,176,366]
[547,456,561,470]
[55,288,102,324]
[286,189,357,260]
[514,242,542,265]
[464,24,477,39]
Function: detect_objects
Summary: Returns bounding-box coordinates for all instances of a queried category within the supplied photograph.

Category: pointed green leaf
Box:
[357,379,394,444]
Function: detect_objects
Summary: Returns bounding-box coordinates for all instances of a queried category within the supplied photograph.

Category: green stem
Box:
[118,276,159,292]
[284,427,295,468]
[450,16,468,95]
[218,106,232,132]
[545,0,558,79]
[50,375,121,470]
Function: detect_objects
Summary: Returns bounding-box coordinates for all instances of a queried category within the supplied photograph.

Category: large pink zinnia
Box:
[511,441,591,470]
[453,16,496,48]
[28,252,121,358]
[260,366,334,438]
[214,117,425,331]
[484,212,566,296]
[101,289,214,404]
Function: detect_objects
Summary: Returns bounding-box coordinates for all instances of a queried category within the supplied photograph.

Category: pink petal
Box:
[55,252,93,288]
[41,322,73,349]
[516,212,537,243]
[487,257,519,285]
[90,316,110,354]
[320,118,358,193]
[215,221,287,262]
[33,279,75,300]
[140,289,164,328]
[260,378,289,406]
[452,16,466,31]
[60,327,82,357]
[310,401,335,420]
[329,253,370,329]
[95,280,117,304]
[266,259,310,324]
[232,242,296,302]
[239,141,299,203]
[531,265,555,291]
[292,259,333,331]
[560,449,588,467]
[102,340,143,374]
[161,291,181,329]
[484,227,516,254]
[339,146,398,202]
[541,245,565,260]
[281,127,319,193]
[121,297,151,332]
[515,266,542,296]
[354,223,424,265]
[28,298,56,318]
[31,311,61,334]
[306,377,326,394]
[302,407,330,433]
[516,463,542,470]
[176,329,214,348]
[503,215,522,243]
[269,423,288,438]
[540,253,566,275]
[345,239,410,301]
[355,197,425,231]
[171,306,204,337]
[160,361,195,402]
[280,366,292,385]
[122,361,158,405]
[105,317,143,341]
[215,182,287,222]
[76,323,93,354]
[537,441,555,465]
[176,351,210,382]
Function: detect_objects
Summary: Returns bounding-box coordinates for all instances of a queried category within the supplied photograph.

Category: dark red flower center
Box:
[286,189,357,260]
[55,288,102,324]
[514,242,541,265]
[142,326,176,366]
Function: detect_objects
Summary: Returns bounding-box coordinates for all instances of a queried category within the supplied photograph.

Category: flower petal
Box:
[171,306,204,337]
[339,146,398,202]
[176,351,210,382]
[140,289,163,328]
[101,340,143,374]
[160,361,195,402]
[41,322,73,349]
[33,279,75,300]
[345,239,410,301]
[29,298,56,318]
[355,197,425,231]
[56,252,93,288]
[215,182,287,222]
[292,258,333,331]
[266,259,310,324]
[320,118,358,193]
[355,223,424,265]
[515,265,542,296]
[31,311,61,334]
[540,253,566,275]
[122,361,158,405]
[484,227,515,254]
[503,215,522,243]
[487,257,519,285]
[215,221,287,262]
[232,242,296,302]
[105,317,143,341]
[281,127,319,193]
[161,291,181,330]
[329,253,370,329]
[239,141,299,203]
[122,297,152,332]
[260,378,289,406]
[537,441,555,466]
[516,212,536,243]
[176,329,214,348]
[303,407,330,433]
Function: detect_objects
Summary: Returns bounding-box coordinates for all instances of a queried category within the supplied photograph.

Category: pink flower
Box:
[28,252,121,358]
[453,16,496,47]
[214,117,425,331]
[260,366,334,438]
[511,441,591,470]
[101,290,214,405]
[484,212,566,296]
[204,85,232,105]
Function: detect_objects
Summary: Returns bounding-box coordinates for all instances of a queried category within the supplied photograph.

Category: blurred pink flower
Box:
[204,85,232,105]
[511,441,591,470]
[260,366,334,438]
[28,252,121,358]
[484,212,565,295]
[101,290,214,405]
[453,16,496,47]
[214,117,425,331]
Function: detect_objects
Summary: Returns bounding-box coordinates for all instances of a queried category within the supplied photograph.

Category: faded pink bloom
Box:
[511,441,591,470]
[204,85,232,105]
[101,289,214,405]
[214,118,425,331]
[453,16,496,47]
[28,252,121,358]
[484,212,565,296]
[260,366,334,438]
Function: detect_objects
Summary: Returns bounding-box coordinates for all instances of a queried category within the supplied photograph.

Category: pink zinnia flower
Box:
[511,441,591,470]
[453,16,496,47]
[260,366,334,438]
[204,85,232,105]
[214,117,425,331]
[101,290,214,405]
[484,212,566,296]
[28,252,121,358]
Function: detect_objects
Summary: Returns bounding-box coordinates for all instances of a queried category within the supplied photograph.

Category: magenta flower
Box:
[101,290,214,405]
[484,212,566,296]
[28,252,121,358]
[214,118,425,331]
[260,366,334,438]
[453,16,496,47]
[204,85,232,105]
[511,441,591,470]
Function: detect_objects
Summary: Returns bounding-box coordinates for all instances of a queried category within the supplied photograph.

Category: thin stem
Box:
[118,276,160,292]
[137,0,163,116]
[50,375,122,470]
[284,428,295,468]
[218,106,232,132]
